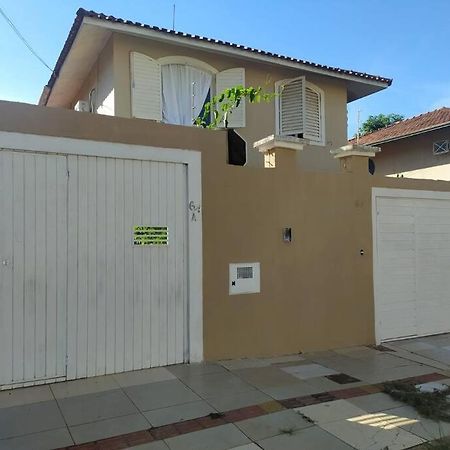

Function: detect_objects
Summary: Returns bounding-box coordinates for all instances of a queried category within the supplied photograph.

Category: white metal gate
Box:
[0,151,68,386]
[66,155,188,379]
[0,138,197,387]
[373,188,450,343]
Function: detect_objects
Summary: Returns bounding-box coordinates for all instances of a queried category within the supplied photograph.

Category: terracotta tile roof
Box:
[353,107,450,145]
[42,8,392,105]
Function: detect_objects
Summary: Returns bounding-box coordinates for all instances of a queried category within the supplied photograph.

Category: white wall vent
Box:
[433,140,449,155]
[229,262,260,295]
[74,100,90,112]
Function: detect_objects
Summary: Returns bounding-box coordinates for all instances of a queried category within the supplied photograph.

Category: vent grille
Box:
[433,140,449,155]
[237,266,253,279]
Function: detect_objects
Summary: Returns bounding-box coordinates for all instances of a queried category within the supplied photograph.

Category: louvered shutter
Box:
[216,68,246,128]
[277,77,305,136]
[304,84,322,142]
[130,52,162,121]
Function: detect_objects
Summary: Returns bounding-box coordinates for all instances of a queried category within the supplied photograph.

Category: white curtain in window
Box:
[161,64,212,125]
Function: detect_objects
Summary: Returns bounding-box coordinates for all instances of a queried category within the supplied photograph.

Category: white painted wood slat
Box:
[12,153,25,382]
[123,160,134,372]
[132,160,143,370]
[45,155,58,379]
[114,159,125,374]
[55,156,68,378]
[96,157,107,375]
[141,161,152,368]
[167,163,176,364]
[67,155,78,380]
[87,157,97,378]
[105,158,116,374]
[150,162,160,368]
[0,152,13,385]
[76,156,89,379]
[158,163,169,365]
[23,154,37,381]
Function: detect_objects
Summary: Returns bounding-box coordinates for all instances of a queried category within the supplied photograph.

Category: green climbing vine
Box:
[194,85,276,129]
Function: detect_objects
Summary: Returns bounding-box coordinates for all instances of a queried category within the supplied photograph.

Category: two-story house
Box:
[39,8,391,169]
[0,8,409,394]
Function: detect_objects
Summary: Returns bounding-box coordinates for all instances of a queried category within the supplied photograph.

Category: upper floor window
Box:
[130,52,246,128]
[161,64,212,125]
[275,76,325,145]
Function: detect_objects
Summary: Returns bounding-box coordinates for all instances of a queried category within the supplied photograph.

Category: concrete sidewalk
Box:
[1,338,449,450]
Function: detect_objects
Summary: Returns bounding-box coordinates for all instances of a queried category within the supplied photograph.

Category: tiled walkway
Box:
[0,337,449,450]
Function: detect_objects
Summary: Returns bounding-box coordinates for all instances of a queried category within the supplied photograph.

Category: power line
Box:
[0,5,53,72]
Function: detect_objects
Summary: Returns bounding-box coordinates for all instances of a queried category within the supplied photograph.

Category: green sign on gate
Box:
[133,226,168,246]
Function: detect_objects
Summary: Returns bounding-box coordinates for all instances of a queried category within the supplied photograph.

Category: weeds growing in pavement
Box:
[383,381,450,422]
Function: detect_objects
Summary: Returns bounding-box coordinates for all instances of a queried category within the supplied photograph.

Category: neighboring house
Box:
[39,8,391,168]
[353,107,450,180]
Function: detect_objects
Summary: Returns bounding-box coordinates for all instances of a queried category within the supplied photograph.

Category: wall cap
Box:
[331,143,381,159]
[253,134,309,153]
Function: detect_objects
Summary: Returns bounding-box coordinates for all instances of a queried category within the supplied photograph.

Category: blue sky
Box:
[1,0,449,136]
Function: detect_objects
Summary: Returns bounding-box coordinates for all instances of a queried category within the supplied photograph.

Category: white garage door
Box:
[0,148,191,387]
[373,188,450,343]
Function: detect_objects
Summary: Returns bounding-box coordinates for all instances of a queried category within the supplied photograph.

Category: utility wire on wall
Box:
[0,5,53,72]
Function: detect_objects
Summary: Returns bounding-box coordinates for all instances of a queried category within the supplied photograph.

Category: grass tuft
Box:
[383,381,450,422]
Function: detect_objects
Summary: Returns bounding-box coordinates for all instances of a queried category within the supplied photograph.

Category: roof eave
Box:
[43,8,392,106]
[41,8,85,105]
[83,16,391,91]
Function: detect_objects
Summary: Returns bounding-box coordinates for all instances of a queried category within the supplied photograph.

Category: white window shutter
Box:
[304,84,323,143]
[277,76,305,136]
[130,52,162,121]
[215,68,246,128]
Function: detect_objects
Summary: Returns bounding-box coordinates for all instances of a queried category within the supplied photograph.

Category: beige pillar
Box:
[331,144,381,175]
[253,135,308,171]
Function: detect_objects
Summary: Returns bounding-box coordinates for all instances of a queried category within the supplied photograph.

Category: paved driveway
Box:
[0,338,449,450]
[387,333,450,368]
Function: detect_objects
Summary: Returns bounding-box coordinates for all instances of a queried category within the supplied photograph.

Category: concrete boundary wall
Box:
[2,101,450,360]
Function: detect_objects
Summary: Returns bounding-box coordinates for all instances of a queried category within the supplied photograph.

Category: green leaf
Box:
[194,84,275,130]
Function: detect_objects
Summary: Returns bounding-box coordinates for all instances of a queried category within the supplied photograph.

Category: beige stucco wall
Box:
[375,127,450,180]
[73,38,115,115]
[4,101,450,360]
[78,32,348,170]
